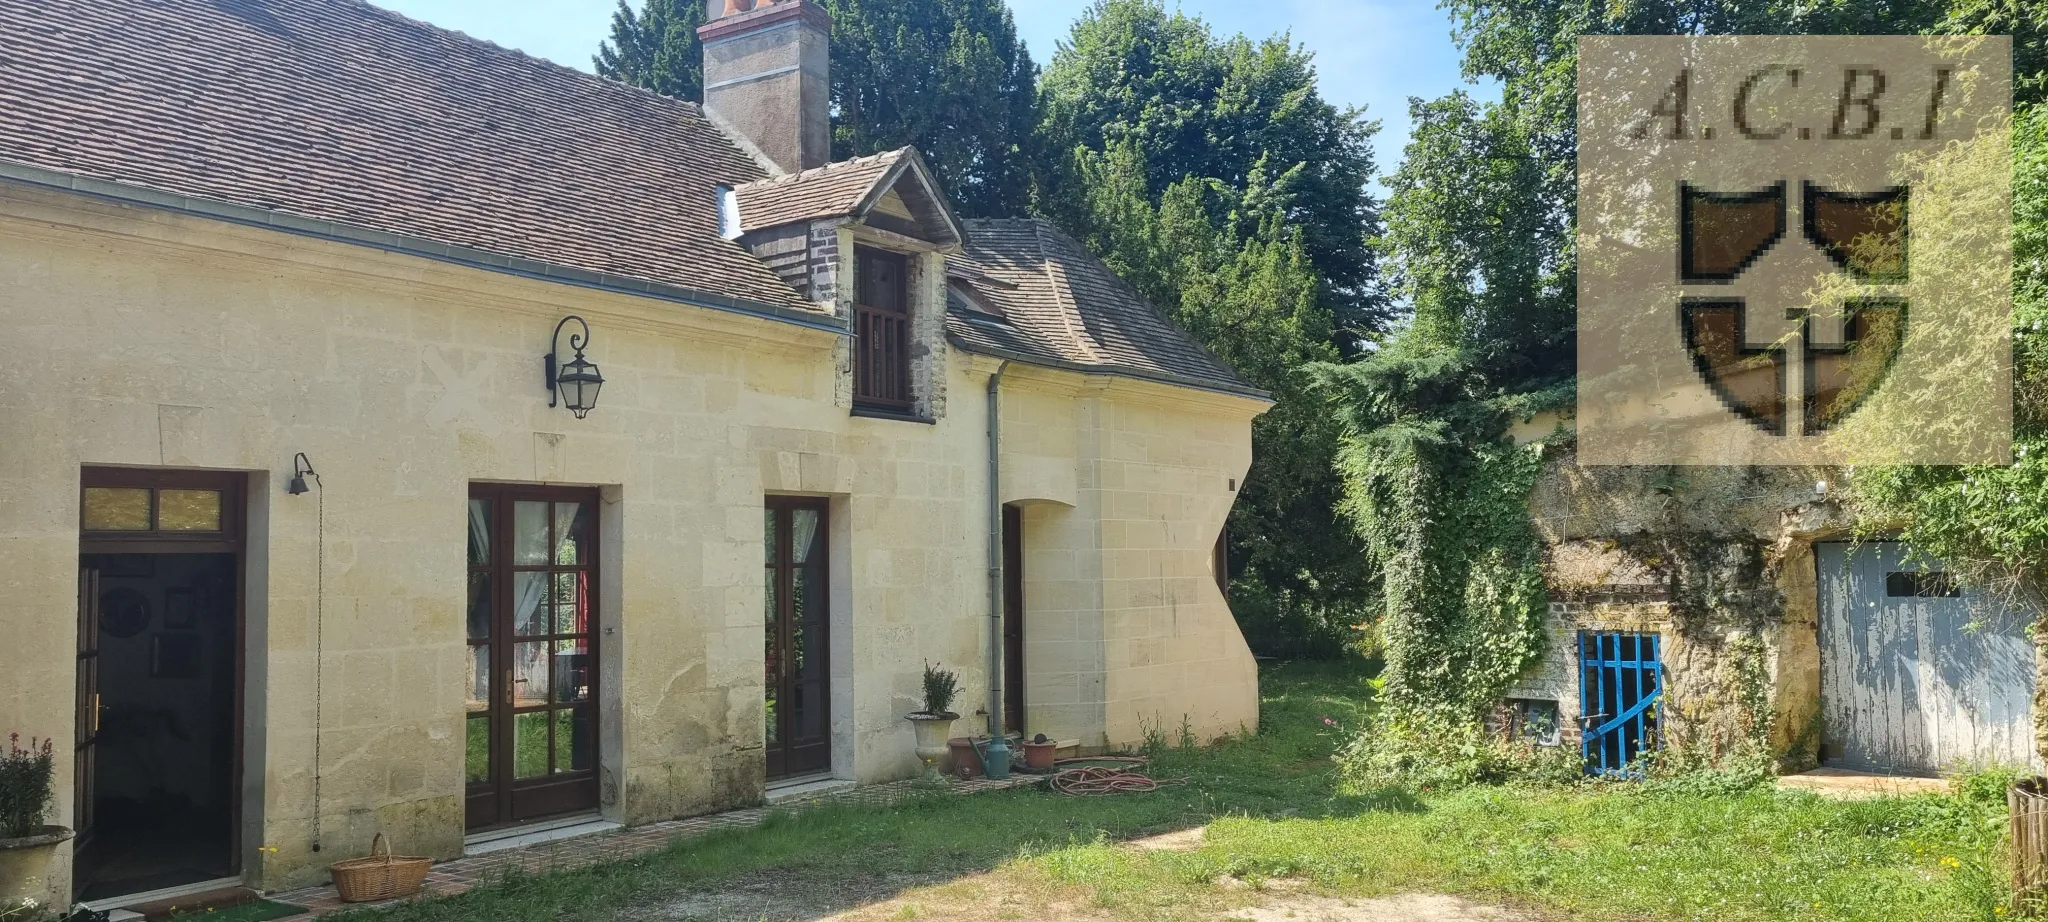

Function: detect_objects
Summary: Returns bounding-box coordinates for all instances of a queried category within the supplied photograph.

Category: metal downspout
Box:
[984,361,1013,777]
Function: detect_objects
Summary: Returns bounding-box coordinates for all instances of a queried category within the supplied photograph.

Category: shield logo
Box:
[1578,36,2011,466]
[1678,181,1910,437]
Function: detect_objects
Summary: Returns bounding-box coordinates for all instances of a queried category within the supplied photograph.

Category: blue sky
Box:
[374,0,1488,183]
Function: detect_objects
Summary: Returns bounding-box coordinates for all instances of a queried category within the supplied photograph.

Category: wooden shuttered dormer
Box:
[854,246,914,412]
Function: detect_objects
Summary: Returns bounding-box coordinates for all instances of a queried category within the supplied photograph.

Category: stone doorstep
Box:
[1776,767,1954,800]
[764,775,857,805]
[270,774,1042,917]
[463,818,624,856]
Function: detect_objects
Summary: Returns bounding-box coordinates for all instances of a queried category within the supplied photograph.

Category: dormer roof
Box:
[734,148,965,247]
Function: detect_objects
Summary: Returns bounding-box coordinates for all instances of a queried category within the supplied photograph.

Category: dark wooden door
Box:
[75,467,247,898]
[74,567,100,856]
[1002,506,1025,735]
[466,486,602,832]
[764,498,830,780]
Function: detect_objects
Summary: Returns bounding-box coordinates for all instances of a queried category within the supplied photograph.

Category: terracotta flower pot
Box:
[946,738,983,780]
[1023,739,1058,771]
[0,825,73,915]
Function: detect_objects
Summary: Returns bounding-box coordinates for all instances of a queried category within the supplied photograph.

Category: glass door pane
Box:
[765,499,830,780]
[791,565,827,741]
[468,487,601,832]
[466,496,495,807]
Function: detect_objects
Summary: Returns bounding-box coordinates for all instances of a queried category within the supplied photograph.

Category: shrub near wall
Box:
[0,735,53,839]
[1319,348,1562,787]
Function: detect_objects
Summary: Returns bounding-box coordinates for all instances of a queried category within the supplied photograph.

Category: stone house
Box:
[0,0,1267,907]
[1503,428,2042,779]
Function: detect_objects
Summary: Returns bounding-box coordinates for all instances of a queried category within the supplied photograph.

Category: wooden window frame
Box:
[80,467,246,554]
[853,246,915,414]
[764,496,833,780]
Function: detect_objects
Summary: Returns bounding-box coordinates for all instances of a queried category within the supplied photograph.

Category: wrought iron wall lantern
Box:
[545,315,605,419]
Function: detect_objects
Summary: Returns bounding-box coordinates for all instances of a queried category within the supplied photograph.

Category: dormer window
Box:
[727,149,963,421]
[854,246,912,411]
[717,185,742,240]
[949,280,1006,320]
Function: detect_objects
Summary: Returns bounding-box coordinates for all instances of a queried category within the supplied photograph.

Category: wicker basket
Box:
[329,833,432,903]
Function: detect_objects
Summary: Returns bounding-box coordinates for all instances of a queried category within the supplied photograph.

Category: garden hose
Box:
[1045,756,1187,796]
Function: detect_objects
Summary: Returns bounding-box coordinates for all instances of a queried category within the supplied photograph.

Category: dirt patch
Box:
[1126,826,1207,852]
[816,879,1120,921]
[1227,893,1540,921]
[1776,768,1951,801]
[657,870,960,921]
[658,867,1536,922]
[648,841,1531,922]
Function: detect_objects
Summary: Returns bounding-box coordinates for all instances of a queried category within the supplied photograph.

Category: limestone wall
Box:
[1513,445,1847,767]
[0,183,1262,894]
[994,376,1260,748]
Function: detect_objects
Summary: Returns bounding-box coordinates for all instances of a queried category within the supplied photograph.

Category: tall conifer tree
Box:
[596,0,1038,217]
[594,0,707,102]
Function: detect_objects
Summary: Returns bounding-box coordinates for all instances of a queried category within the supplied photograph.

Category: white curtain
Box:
[510,503,592,704]
[791,509,821,567]
[467,500,491,567]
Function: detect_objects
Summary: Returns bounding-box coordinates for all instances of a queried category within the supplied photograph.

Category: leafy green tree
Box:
[1851,104,2048,589]
[1038,0,1387,341]
[1323,0,1991,728]
[1064,141,1377,656]
[1315,338,1550,723]
[1380,92,1571,396]
[1038,0,1390,658]
[1940,0,2048,106]
[597,0,1038,218]
[820,0,1040,218]
[594,0,707,102]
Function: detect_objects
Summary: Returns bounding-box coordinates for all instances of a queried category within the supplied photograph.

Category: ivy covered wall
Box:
[1516,445,1850,771]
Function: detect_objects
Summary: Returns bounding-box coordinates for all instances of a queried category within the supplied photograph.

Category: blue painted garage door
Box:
[1818,542,2039,774]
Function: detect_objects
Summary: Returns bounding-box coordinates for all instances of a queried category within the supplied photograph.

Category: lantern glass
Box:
[557,356,604,419]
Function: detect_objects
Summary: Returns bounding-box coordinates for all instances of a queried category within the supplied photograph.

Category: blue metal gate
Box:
[1579,631,1663,776]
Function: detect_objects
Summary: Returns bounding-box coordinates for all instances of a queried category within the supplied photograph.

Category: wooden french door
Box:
[75,467,246,899]
[1003,505,1025,735]
[764,498,830,780]
[466,486,601,832]
[74,568,100,859]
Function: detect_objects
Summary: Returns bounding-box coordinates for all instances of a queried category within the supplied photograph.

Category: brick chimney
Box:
[698,0,832,175]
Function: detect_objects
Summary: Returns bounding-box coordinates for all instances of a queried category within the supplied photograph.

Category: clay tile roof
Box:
[0,0,812,313]
[946,219,1267,400]
[734,149,907,233]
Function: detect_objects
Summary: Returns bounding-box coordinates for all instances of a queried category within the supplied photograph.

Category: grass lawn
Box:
[334,662,2011,922]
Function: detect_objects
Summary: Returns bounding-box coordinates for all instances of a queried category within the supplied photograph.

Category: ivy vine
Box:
[1317,348,1558,723]
[1850,105,2048,598]
[1347,439,1549,720]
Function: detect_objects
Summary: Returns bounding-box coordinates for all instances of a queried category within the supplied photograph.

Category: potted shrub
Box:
[0,734,68,919]
[905,662,960,775]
